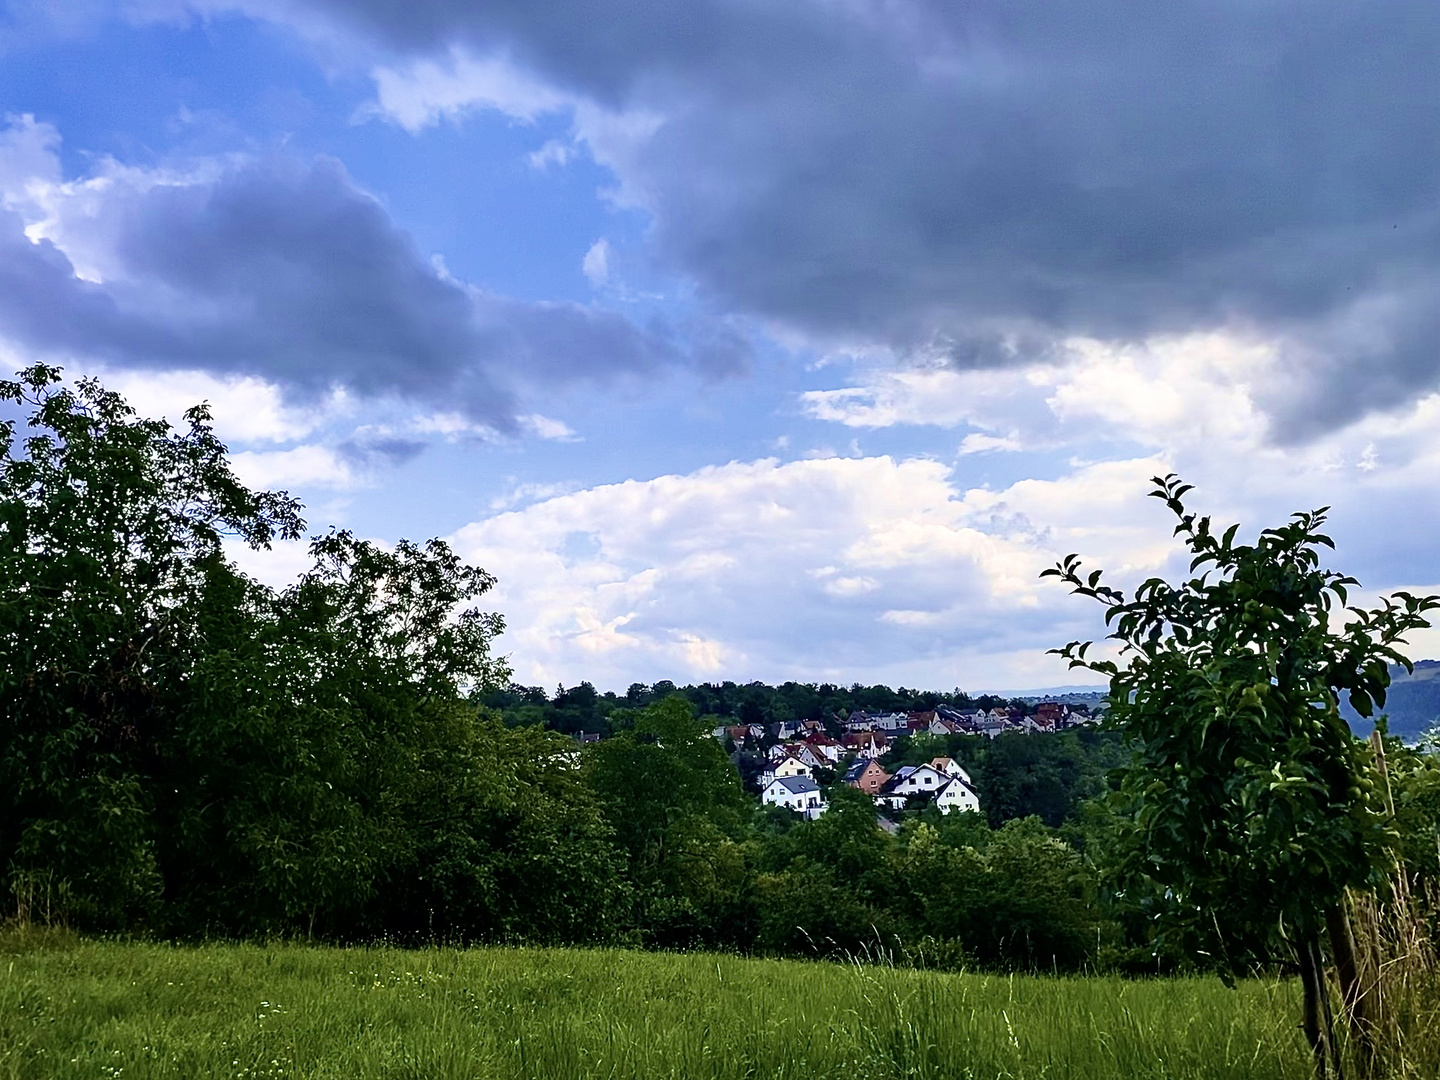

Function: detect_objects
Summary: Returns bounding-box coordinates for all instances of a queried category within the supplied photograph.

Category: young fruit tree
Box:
[1043,475,1438,1079]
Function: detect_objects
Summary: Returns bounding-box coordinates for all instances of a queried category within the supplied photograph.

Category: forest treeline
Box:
[5,367,1440,979]
[477,679,1027,739]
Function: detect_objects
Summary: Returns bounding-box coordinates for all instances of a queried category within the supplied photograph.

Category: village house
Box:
[804,734,845,763]
[768,742,822,769]
[842,731,888,759]
[929,757,972,784]
[979,716,1009,739]
[843,758,891,795]
[762,775,827,819]
[768,720,800,741]
[845,711,909,734]
[887,763,949,798]
[934,777,982,815]
[875,790,908,812]
[1034,701,1068,727]
[772,753,813,779]
[870,762,983,815]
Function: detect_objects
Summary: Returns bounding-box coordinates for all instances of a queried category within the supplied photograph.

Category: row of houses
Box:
[843,703,1097,739]
[760,753,981,821]
[845,756,981,815]
[727,703,1095,753]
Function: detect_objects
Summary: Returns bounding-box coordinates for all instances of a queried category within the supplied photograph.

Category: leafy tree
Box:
[1045,475,1438,1076]
[584,696,749,945]
[156,529,512,937]
[0,366,606,946]
[0,364,303,927]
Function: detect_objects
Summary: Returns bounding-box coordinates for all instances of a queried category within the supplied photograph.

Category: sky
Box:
[1,0,1438,693]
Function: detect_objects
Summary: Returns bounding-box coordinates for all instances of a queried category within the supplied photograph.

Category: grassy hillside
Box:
[0,933,1318,1080]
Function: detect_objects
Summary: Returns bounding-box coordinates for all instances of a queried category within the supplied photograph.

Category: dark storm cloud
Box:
[0,155,700,430]
[292,0,1440,430]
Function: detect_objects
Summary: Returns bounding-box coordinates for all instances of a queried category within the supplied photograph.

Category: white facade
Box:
[930,757,973,785]
[773,754,813,779]
[762,776,828,819]
[935,778,981,815]
[889,764,948,796]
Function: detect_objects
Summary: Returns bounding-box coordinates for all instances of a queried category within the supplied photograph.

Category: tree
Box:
[0,365,549,942]
[584,696,749,946]
[0,364,304,926]
[905,817,1095,969]
[1044,475,1438,1077]
[156,528,513,937]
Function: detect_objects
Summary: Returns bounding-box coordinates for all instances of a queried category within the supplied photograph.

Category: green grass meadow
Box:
[1,933,1313,1080]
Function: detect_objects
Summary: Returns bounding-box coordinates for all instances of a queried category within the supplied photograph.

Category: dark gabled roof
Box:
[842,759,868,782]
[770,775,820,795]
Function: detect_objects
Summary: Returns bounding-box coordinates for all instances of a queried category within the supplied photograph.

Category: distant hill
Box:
[1003,666,1440,742]
[1005,689,1111,709]
[1340,660,1440,743]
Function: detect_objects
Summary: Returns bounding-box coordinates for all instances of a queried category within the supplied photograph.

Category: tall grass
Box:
[1341,882,1440,1078]
[1,936,1316,1080]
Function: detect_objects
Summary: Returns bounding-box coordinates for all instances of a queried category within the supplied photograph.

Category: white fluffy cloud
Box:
[450,454,1181,691]
[800,332,1440,510]
[95,367,337,445]
[447,331,1440,691]
[368,48,572,131]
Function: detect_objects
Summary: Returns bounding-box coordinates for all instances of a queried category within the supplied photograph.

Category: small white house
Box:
[762,775,827,819]
[935,778,981,815]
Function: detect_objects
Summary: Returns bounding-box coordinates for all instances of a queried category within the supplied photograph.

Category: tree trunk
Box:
[1298,933,1344,1080]
[1327,900,1376,1077]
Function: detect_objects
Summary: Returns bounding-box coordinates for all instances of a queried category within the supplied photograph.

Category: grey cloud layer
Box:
[0,155,712,429]
[297,0,1440,431]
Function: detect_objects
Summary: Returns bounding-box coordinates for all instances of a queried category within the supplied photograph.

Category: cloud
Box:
[240,0,1440,436]
[229,444,359,490]
[809,330,1440,581]
[94,366,335,444]
[0,117,712,433]
[528,139,576,171]
[581,238,609,287]
[518,413,579,441]
[449,453,1179,690]
[367,47,571,131]
[442,329,1440,689]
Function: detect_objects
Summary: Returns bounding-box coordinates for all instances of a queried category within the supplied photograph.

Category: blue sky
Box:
[2,1,1439,692]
